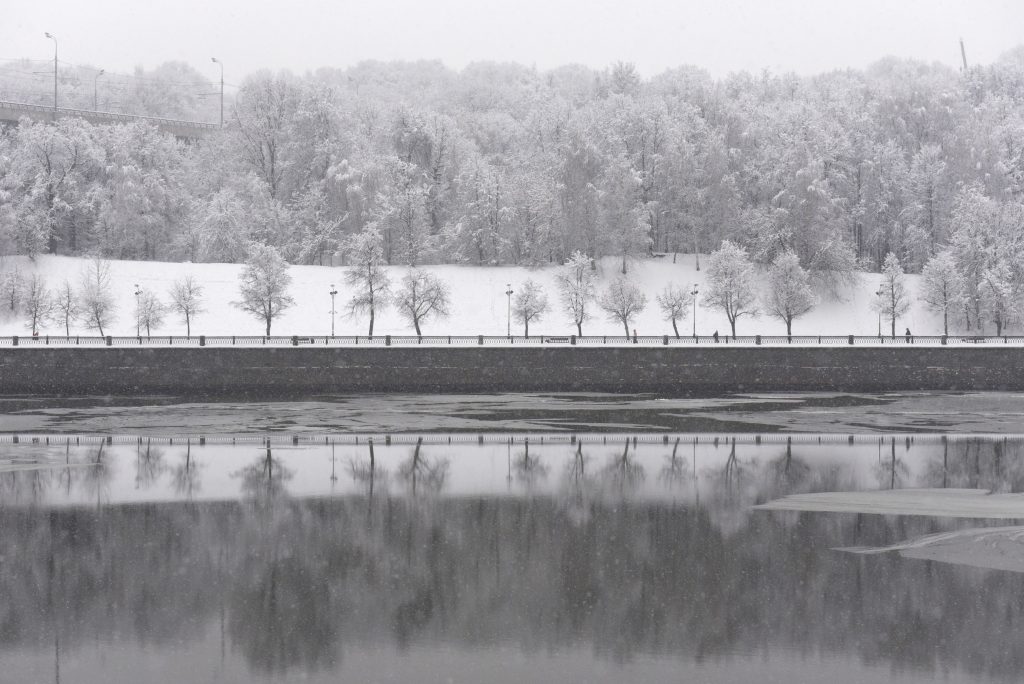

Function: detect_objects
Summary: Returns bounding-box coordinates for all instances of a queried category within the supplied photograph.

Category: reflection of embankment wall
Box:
[2,346,1024,395]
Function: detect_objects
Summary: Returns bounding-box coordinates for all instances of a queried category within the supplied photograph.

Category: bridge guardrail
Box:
[0,99,217,131]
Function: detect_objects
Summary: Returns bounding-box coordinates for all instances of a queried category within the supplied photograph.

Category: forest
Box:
[1,51,1023,286]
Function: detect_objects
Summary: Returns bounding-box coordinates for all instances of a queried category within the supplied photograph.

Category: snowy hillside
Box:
[0,254,943,338]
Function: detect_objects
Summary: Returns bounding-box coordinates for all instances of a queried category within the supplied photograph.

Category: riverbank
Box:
[2,346,1023,395]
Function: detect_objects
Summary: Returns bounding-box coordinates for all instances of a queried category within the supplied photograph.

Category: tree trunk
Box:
[622,320,630,336]
[524,318,529,337]
[368,308,375,337]
[97,320,104,337]
[672,319,679,339]
[576,321,582,336]
[786,318,792,336]
[729,317,736,339]
[943,309,947,337]
[265,317,271,336]
[185,313,191,337]
[414,318,422,337]
[64,316,70,337]
[890,316,895,339]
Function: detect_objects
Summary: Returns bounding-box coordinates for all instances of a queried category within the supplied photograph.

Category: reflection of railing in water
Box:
[0,432,1020,446]
[2,333,1022,347]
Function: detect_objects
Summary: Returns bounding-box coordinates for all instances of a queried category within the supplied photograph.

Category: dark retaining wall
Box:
[0,346,1022,395]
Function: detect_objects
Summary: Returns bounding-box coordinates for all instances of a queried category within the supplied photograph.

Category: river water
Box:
[2,393,1024,683]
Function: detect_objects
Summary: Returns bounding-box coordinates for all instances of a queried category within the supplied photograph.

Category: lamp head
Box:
[45,32,53,39]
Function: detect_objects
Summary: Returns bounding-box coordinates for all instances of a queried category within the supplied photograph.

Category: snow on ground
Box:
[0,254,942,338]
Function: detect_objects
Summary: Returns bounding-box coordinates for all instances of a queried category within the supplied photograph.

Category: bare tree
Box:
[764,251,816,336]
[875,252,911,338]
[54,279,79,336]
[599,276,647,336]
[136,289,168,337]
[513,279,549,337]
[656,283,690,338]
[394,268,451,336]
[79,255,116,337]
[556,250,596,336]
[234,243,294,336]
[23,273,53,335]
[169,275,205,337]
[345,228,391,336]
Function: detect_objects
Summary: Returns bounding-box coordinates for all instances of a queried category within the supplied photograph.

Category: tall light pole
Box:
[505,284,514,338]
[875,286,885,337]
[329,284,338,337]
[211,57,224,127]
[134,284,141,337]
[691,285,699,338]
[44,32,58,113]
[93,69,105,110]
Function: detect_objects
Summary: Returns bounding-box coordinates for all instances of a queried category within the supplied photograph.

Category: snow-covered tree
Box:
[513,279,549,337]
[875,252,911,338]
[22,273,53,335]
[599,276,648,336]
[2,265,23,313]
[656,283,691,338]
[919,251,964,335]
[764,251,816,336]
[394,269,451,336]
[169,275,205,337]
[556,250,596,336]
[54,280,79,336]
[234,243,294,336]
[704,240,759,338]
[78,255,116,336]
[344,228,391,336]
[135,289,168,337]
[979,261,1017,336]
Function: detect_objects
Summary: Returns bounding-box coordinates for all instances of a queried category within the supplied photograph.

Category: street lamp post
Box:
[93,69,105,110]
[44,33,57,112]
[505,284,514,338]
[875,286,885,337]
[329,284,338,337]
[691,285,699,338]
[134,284,142,337]
[211,57,224,127]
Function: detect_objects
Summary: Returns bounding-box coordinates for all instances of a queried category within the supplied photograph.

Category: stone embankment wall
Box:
[0,347,1020,395]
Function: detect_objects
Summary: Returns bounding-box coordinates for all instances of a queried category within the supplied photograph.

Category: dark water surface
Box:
[3,429,1024,683]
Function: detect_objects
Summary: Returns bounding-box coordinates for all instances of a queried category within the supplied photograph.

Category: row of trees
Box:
[2,52,1023,281]
[1,232,1015,337]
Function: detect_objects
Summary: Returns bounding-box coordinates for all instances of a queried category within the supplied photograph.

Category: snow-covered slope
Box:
[0,254,942,338]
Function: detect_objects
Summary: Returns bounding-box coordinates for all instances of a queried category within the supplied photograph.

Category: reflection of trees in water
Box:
[397,438,449,496]
[232,447,294,501]
[873,438,910,490]
[659,437,691,488]
[513,441,549,489]
[348,440,389,501]
[79,443,112,507]
[135,440,166,490]
[6,494,1024,680]
[229,555,338,674]
[921,438,1024,493]
[171,441,202,499]
[601,440,645,494]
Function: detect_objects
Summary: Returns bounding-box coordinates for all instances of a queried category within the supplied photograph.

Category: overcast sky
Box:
[3,0,1023,86]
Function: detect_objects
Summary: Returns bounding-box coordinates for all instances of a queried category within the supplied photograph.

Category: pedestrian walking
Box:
[713,330,719,343]
[905,327,912,343]
[632,328,638,344]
